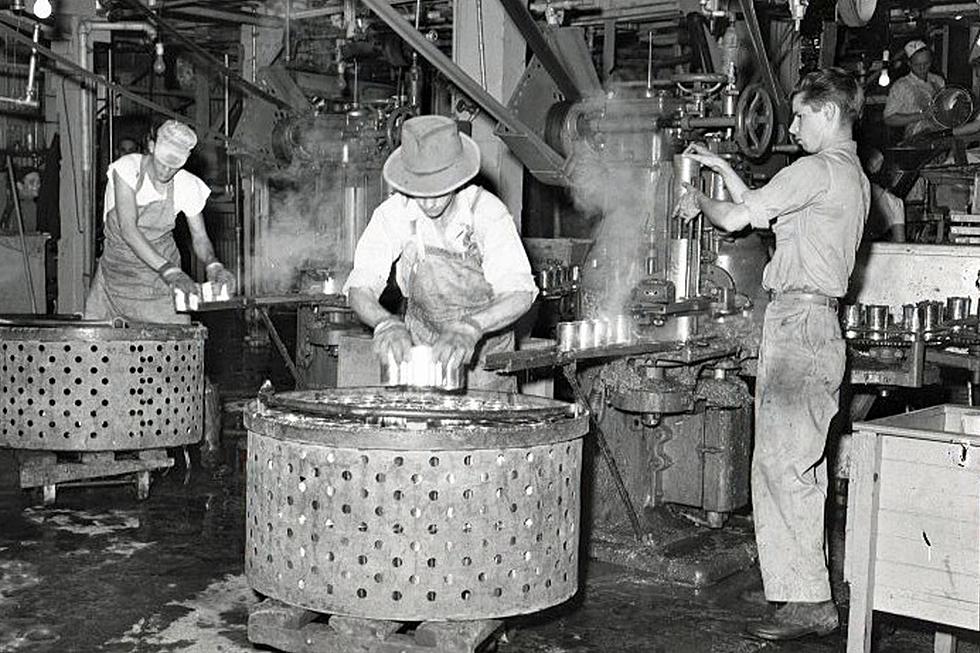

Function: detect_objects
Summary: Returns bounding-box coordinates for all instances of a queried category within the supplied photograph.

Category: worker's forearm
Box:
[467,291,536,334]
[348,287,395,329]
[190,234,218,266]
[720,169,749,204]
[952,118,980,138]
[698,196,752,233]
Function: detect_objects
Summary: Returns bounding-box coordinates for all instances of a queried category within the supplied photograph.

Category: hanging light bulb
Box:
[153,42,166,75]
[878,49,891,87]
[32,0,52,19]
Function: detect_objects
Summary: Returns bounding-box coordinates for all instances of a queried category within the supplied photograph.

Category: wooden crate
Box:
[846,404,980,653]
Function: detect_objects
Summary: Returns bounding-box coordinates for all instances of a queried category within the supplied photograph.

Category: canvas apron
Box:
[402,191,515,392]
[84,156,187,325]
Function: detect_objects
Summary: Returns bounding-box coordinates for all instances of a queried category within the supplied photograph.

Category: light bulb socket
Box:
[155,42,165,56]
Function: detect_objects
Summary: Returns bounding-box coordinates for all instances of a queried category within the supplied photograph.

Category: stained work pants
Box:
[753,299,844,603]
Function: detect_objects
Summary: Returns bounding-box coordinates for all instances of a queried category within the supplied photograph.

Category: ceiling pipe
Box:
[78,20,158,176]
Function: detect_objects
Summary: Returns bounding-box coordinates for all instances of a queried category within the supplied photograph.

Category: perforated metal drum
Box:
[0,320,206,451]
[245,388,589,621]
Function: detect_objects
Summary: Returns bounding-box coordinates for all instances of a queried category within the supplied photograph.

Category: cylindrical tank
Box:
[0,320,206,450]
[245,388,588,621]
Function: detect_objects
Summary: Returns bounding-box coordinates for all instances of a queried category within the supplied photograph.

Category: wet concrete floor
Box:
[0,454,976,653]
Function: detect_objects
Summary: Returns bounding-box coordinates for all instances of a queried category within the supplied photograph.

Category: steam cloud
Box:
[255,175,346,293]
[568,139,664,319]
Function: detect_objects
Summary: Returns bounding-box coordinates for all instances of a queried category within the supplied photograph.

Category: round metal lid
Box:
[260,387,580,422]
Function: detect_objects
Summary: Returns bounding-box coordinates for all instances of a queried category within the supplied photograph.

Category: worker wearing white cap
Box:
[883,40,946,140]
[344,115,538,391]
[85,119,235,324]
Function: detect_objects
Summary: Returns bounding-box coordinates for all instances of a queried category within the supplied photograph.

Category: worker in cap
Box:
[344,115,538,391]
[883,39,946,140]
[85,119,235,323]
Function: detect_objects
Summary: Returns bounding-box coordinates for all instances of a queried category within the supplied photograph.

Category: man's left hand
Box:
[206,262,237,296]
[433,319,483,368]
[675,183,703,221]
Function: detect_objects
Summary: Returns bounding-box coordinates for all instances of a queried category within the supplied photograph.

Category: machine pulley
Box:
[734,83,775,159]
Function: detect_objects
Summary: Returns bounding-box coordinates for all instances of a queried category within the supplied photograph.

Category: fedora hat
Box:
[383,115,480,197]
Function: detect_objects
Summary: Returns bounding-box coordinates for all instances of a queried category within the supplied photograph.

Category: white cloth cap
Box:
[904,40,928,59]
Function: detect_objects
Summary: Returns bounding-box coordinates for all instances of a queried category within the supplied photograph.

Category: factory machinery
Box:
[287,0,790,584]
[226,2,980,590]
[482,67,777,581]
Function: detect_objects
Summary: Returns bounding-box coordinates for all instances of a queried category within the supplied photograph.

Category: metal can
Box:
[576,320,594,350]
[610,314,633,344]
[556,322,577,352]
[864,305,889,340]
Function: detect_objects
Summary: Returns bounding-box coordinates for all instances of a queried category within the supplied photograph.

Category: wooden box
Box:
[846,404,980,652]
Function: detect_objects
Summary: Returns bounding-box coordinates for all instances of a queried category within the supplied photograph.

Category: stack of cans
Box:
[556,315,634,352]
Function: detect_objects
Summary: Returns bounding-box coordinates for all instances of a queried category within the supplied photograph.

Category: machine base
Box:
[18,449,173,504]
[588,508,758,588]
[247,598,504,653]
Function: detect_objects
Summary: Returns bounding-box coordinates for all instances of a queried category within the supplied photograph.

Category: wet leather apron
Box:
[403,190,515,392]
[85,156,187,325]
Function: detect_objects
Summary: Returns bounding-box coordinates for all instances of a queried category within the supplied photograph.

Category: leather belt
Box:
[771,291,839,311]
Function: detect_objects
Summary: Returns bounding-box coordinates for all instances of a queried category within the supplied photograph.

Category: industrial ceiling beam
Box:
[0,16,240,149]
[168,7,284,27]
[497,0,581,102]
[116,0,294,110]
[359,0,570,185]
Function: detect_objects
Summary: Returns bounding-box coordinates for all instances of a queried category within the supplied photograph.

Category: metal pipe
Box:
[6,155,38,313]
[223,53,231,191]
[475,0,487,89]
[646,30,652,92]
[107,45,114,162]
[284,0,291,62]
[78,20,158,177]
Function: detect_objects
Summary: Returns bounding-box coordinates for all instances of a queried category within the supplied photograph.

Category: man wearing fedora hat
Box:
[85,119,235,324]
[344,115,538,391]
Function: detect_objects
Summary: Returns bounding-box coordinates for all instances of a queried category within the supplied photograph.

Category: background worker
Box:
[678,68,870,641]
[884,40,945,140]
[0,167,41,233]
[84,119,235,324]
[344,115,538,391]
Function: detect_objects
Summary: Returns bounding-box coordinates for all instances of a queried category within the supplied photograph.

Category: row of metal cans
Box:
[556,315,634,351]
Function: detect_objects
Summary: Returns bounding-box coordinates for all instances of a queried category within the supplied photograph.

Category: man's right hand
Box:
[160,266,199,297]
[373,317,413,364]
[683,143,733,175]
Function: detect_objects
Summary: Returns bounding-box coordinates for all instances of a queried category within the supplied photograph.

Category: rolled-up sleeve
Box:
[473,193,539,297]
[740,157,827,229]
[343,205,399,298]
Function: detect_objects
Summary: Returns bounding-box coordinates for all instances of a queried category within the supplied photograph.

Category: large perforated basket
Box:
[245,387,589,621]
[0,320,206,451]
